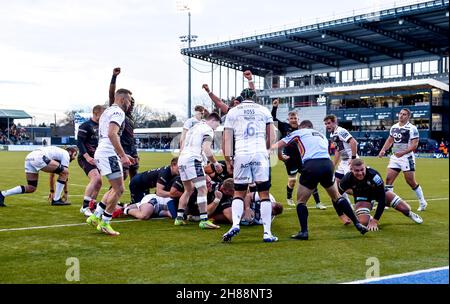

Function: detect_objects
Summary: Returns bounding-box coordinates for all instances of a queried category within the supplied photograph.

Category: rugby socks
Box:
[94,202,107,218]
[177,208,185,219]
[83,196,92,209]
[296,203,308,232]
[412,184,425,201]
[231,197,244,228]
[312,188,320,204]
[197,195,208,221]
[102,211,112,224]
[260,199,273,235]
[1,186,25,197]
[53,180,66,200]
[332,200,344,216]
[286,185,294,200]
[335,197,359,225]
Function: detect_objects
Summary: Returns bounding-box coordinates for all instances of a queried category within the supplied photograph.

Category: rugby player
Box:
[221,88,279,243]
[272,120,368,240]
[86,88,133,236]
[76,104,105,216]
[272,98,325,209]
[0,146,78,207]
[109,67,139,180]
[129,157,179,204]
[242,189,284,226]
[176,112,223,229]
[122,194,176,220]
[378,108,428,211]
[338,159,423,231]
[179,105,206,151]
[206,177,234,224]
[324,114,359,224]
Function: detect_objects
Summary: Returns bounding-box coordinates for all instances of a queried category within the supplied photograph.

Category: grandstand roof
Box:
[0,109,32,119]
[181,0,449,77]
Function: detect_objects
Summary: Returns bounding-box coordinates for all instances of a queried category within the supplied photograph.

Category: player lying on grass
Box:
[117,194,176,220]
[0,145,78,207]
[241,186,284,226]
[338,158,423,231]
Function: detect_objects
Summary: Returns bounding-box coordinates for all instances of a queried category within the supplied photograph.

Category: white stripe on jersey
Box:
[223,100,273,155]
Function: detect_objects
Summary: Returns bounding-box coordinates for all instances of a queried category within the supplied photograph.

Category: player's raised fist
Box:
[113,67,121,76]
[272,99,279,107]
[202,84,210,93]
[243,70,253,80]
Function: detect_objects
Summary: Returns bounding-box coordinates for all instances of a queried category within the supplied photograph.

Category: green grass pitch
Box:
[0,151,448,283]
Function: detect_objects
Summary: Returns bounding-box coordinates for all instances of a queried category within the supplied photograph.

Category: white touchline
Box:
[342,266,449,284]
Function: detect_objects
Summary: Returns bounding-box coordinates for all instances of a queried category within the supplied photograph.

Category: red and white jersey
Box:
[96,104,125,157]
[224,100,273,155]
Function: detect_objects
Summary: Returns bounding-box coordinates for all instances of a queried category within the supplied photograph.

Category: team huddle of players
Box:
[0,68,427,242]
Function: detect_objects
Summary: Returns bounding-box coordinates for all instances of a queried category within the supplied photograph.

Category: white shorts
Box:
[178,155,204,182]
[388,154,416,172]
[233,153,270,185]
[335,159,351,179]
[24,151,50,174]
[95,155,123,179]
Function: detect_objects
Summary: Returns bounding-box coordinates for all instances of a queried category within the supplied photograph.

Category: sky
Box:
[0,0,421,125]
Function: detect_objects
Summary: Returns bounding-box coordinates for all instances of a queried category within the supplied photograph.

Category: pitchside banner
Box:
[74,112,92,140]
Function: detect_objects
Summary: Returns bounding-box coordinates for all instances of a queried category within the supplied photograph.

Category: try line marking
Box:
[342,266,449,284]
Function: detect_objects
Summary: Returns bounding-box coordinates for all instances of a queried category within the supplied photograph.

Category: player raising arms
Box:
[86,88,133,236]
[175,112,223,229]
[109,67,139,180]
[378,108,428,211]
[221,88,279,243]
[272,120,368,240]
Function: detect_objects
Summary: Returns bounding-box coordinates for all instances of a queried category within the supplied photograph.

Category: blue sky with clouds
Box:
[0,0,412,124]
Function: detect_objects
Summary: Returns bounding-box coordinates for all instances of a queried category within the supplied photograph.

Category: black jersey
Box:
[271,106,299,157]
[157,166,178,191]
[135,167,165,189]
[338,167,386,220]
[77,119,99,158]
[208,160,233,183]
[121,115,137,156]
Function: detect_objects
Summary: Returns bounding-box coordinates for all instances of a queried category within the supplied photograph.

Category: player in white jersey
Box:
[272,120,368,240]
[122,194,176,220]
[179,105,206,151]
[176,112,223,229]
[379,108,428,211]
[241,190,284,226]
[86,88,133,236]
[221,88,279,243]
[324,114,359,225]
[0,146,78,207]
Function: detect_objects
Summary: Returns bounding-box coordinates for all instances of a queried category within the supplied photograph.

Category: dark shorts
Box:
[284,153,302,176]
[299,158,335,190]
[77,156,98,176]
[129,174,150,204]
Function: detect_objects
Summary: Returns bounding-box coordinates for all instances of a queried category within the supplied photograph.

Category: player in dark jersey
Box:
[204,160,233,184]
[109,67,139,180]
[271,98,325,210]
[77,105,105,216]
[206,178,234,224]
[129,157,179,204]
[338,159,423,231]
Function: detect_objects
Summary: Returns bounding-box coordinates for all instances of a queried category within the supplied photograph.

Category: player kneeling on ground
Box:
[338,158,422,231]
[206,178,235,224]
[0,146,78,207]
